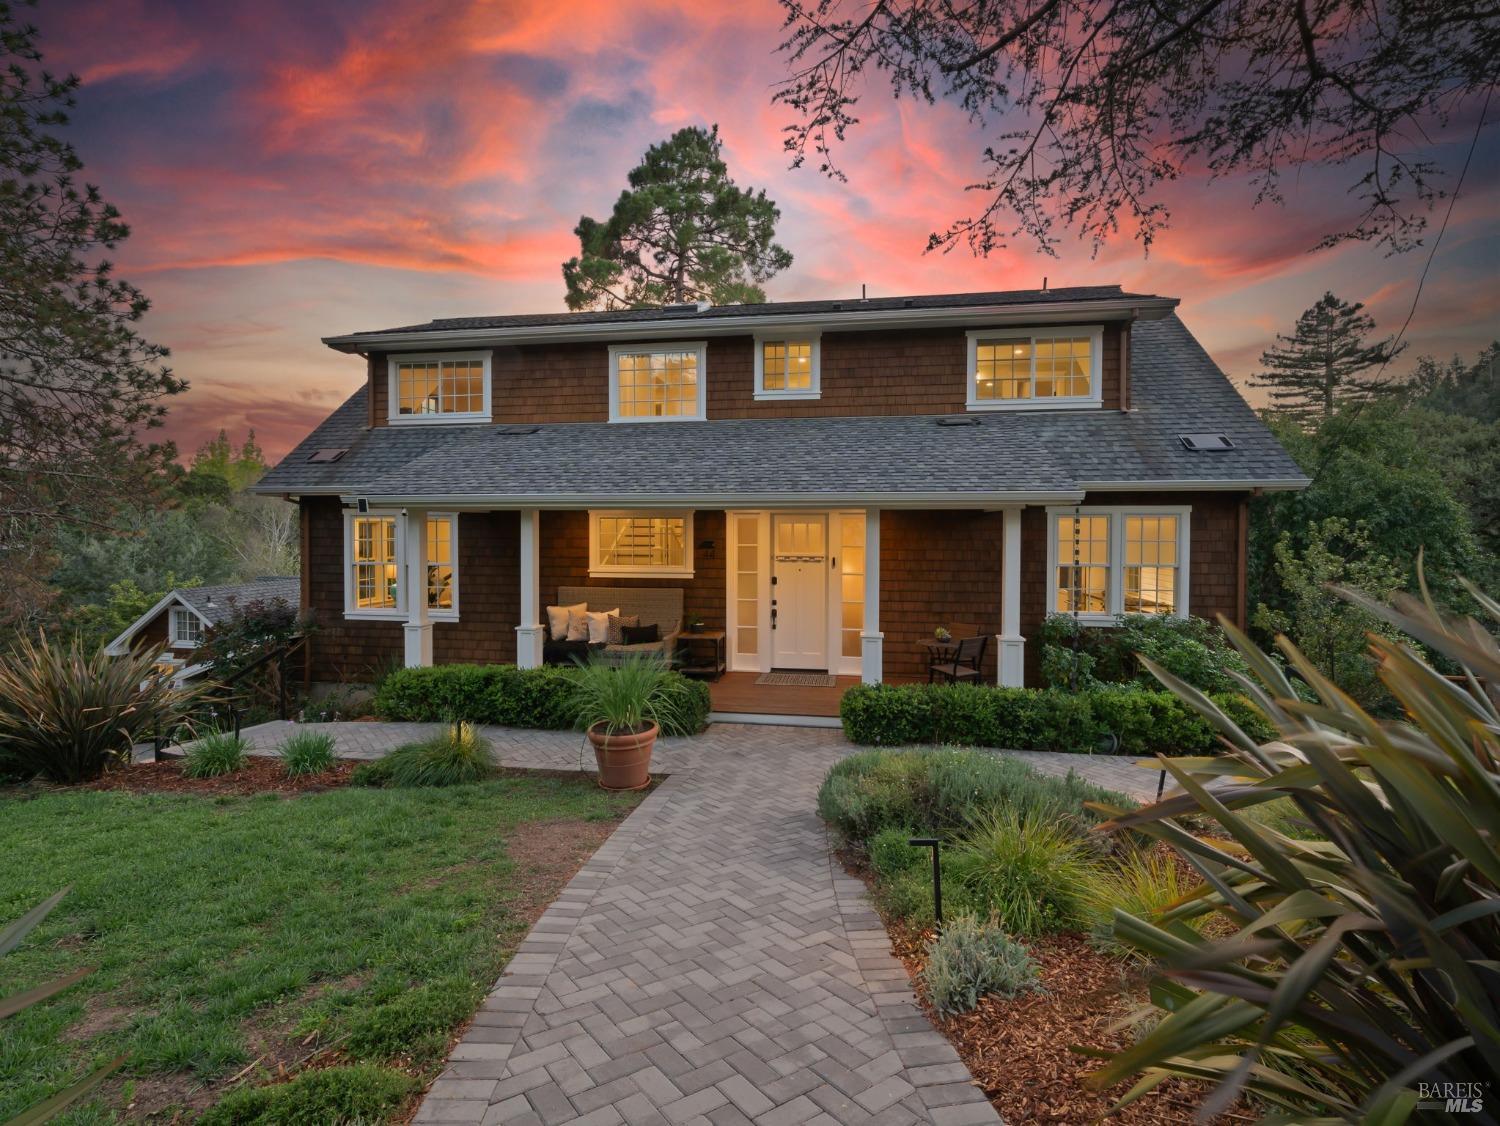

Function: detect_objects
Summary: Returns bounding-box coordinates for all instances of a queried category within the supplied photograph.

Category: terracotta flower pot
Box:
[586,722,657,791]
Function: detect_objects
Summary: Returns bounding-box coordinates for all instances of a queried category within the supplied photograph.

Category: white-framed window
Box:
[966,327,1103,410]
[1045,505,1190,622]
[349,513,400,614]
[588,511,694,577]
[754,332,821,399]
[343,511,460,619]
[608,342,706,422]
[170,607,203,648]
[387,351,490,423]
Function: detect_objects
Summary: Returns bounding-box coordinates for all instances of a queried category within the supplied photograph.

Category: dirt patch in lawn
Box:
[843,852,1238,1125]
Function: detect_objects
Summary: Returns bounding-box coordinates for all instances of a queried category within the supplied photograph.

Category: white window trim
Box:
[170,606,204,649]
[588,510,695,578]
[386,350,492,424]
[1044,504,1191,623]
[344,510,405,620]
[966,326,1104,411]
[607,341,707,423]
[342,510,461,621]
[753,331,822,400]
[425,512,460,621]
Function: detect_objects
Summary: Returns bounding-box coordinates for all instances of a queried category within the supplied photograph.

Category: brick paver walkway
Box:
[224,720,1174,1124]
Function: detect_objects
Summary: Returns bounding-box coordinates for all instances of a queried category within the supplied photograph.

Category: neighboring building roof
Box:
[176,578,301,625]
[104,577,301,656]
[256,315,1308,504]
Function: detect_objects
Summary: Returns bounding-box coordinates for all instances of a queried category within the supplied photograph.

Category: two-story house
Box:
[253,285,1306,715]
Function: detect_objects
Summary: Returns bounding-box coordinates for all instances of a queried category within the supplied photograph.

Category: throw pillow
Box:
[621,623,660,645]
[585,607,619,645]
[565,607,592,641]
[548,602,585,640]
[606,613,640,645]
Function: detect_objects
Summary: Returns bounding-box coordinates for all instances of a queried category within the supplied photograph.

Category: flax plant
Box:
[1086,575,1500,1122]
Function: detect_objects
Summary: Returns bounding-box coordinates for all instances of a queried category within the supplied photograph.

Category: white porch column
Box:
[403,508,432,668]
[515,508,544,669]
[998,506,1026,686]
[860,507,884,684]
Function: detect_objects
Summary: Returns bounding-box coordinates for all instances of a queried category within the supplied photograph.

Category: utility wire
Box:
[1306,82,1494,487]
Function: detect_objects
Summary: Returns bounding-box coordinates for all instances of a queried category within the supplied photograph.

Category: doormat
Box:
[756,671,836,687]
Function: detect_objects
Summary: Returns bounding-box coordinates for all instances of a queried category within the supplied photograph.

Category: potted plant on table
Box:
[569,654,684,790]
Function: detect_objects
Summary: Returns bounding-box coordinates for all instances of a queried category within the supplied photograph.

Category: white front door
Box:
[772,514,828,669]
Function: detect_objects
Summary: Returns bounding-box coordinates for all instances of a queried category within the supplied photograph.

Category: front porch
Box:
[706,670,863,723]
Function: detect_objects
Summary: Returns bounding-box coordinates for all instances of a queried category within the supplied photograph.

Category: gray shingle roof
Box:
[347,285,1161,337]
[177,578,301,625]
[258,315,1306,502]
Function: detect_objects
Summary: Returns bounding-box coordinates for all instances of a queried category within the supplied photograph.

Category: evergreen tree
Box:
[562,125,793,310]
[1251,293,1403,421]
[0,6,183,626]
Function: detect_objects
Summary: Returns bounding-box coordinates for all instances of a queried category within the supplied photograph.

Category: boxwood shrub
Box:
[372,663,711,737]
[840,682,1271,755]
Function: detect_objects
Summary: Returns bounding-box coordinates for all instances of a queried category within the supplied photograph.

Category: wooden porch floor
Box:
[707,671,862,718]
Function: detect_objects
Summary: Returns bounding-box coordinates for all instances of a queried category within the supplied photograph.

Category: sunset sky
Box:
[40,0,1500,461]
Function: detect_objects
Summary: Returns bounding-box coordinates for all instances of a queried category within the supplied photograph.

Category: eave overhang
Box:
[322,297,1179,355]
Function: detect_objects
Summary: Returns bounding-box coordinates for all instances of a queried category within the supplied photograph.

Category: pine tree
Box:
[1251,293,1404,421]
[562,125,793,311]
[0,6,183,626]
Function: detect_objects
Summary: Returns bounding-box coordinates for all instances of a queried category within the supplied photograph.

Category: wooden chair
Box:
[929,634,989,685]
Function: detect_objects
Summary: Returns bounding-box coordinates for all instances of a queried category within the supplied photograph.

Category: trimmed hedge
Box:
[840,682,1272,755]
[372,663,711,737]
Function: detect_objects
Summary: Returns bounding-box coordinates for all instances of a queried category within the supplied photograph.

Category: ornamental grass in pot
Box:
[569,654,685,790]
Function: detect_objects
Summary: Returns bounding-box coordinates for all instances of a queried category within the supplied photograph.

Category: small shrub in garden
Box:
[1036,613,1250,694]
[373,663,709,736]
[277,730,336,777]
[919,914,1040,1017]
[1087,848,1200,958]
[868,825,924,880]
[182,731,249,779]
[839,682,1272,754]
[350,757,395,788]
[383,723,497,787]
[948,809,1105,937]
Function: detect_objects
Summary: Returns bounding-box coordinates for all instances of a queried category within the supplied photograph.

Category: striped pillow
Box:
[606,613,641,645]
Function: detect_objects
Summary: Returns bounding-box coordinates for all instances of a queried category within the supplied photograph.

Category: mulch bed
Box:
[844,852,1242,1124]
[84,757,360,795]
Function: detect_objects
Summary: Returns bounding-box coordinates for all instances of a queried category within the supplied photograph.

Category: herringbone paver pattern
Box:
[405,725,1002,1125]
[223,719,1177,1123]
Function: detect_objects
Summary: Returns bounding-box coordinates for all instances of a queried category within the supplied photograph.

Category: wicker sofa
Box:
[542,586,683,667]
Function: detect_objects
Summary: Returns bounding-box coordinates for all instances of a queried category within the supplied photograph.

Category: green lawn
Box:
[0,775,643,1123]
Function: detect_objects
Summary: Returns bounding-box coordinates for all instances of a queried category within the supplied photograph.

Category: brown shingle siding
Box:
[879,511,1005,682]
[363,321,1125,427]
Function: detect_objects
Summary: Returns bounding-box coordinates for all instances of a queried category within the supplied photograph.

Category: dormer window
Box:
[170,608,203,648]
[388,352,490,423]
[608,342,706,422]
[754,333,821,399]
[966,327,1103,410]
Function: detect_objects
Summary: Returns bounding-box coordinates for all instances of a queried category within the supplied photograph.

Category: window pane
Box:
[976,340,1032,400]
[616,350,699,418]
[1124,515,1178,613]
[1055,515,1110,613]
[353,516,398,609]
[597,515,686,569]
[735,515,760,659]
